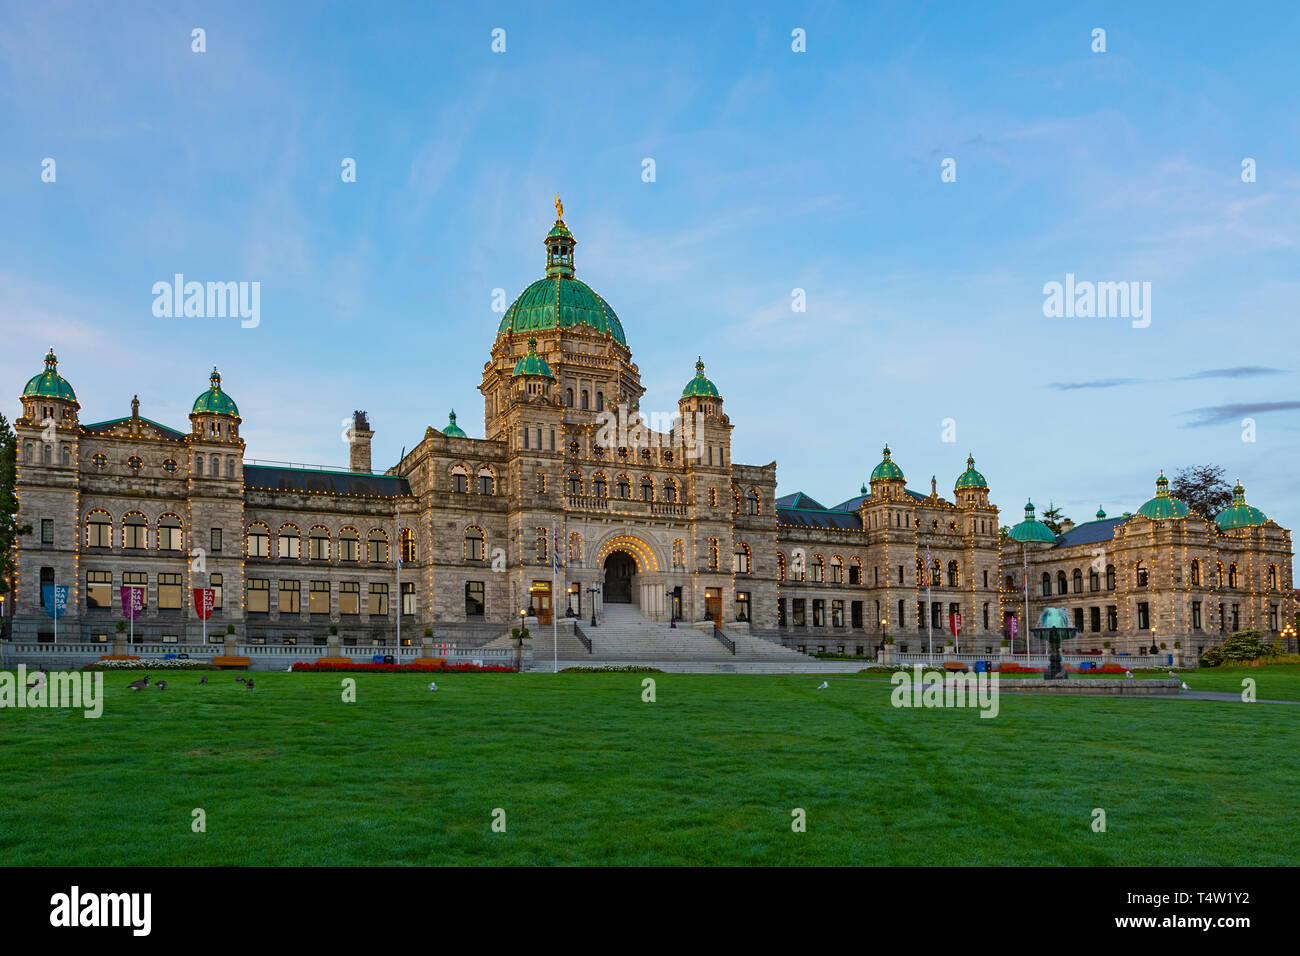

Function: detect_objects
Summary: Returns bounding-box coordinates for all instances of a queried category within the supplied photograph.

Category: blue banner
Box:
[43,584,69,620]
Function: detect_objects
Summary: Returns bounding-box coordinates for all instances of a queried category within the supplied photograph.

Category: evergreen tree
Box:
[1039,502,1069,535]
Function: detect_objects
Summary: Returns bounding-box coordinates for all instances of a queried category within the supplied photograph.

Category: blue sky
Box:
[4,1,1299,530]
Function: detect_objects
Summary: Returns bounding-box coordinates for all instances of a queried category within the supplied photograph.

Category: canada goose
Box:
[128,676,150,691]
[235,676,246,683]
[199,675,208,684]
[245,679,255,691]
[155,680,167,691]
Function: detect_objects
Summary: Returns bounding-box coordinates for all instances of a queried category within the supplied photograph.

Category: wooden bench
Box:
[317,657,353,666]
[212,655,252,669]
[99,655,140,661]
[943,661,969,672]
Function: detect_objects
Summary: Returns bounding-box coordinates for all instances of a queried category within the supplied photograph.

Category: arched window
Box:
[464,526,484,562]
[1041,572,1052,596]
[747,489,760,515]
[195,453,204,474]
[932,559,942,586]
[338,527,360,562]
[1135,561,1148,588]
[581,390,589,410]
[400,527,416,563]
[1072,569,1083,593]
[23,442,32,463]
[830,556,843,584]
[1191,559,1201,586]
[1057,570,1068,594]
[673,539,685,569]
[226,456,236,478]
[158,514,183,551]
[568,532,582,563]
[1106,564,1116,590]
[61,446,71,466]
[811,554,825,583]
[278,524,301,559]
[86,510,112,548]
[122,512,147,550]
[567,470,583,496]
[1268,565,1278,590]
[450,465,468,494]
[1089,568,1100,592]
[209,455,219,476]
[732,488,741,514]
[1228,563,1239,588]
[949,561,961,588]
[849,557,862,585]
[309,526,331,561]
[791,551,806,582]
[663,478,677,503]
[734,543,752,575]
[640,477,654,502]
[477,468,495,495]
[565,388,574,407]
[1216,562,1225,587]
[616,475,630,499]
[595,391,604,411]
[916,556,925,586]
[367,529,389,563]
[592,472,607,498]
[247,522,270,558]
[776,552,786,581]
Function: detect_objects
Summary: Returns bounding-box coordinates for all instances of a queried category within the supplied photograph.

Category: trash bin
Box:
[371,654,384,664]
[1166,653,1173,666]
[164,653,178,660]
[383,654,395,665]
[974,660,986,673]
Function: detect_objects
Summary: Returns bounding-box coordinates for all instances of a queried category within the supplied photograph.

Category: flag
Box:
[551,520,561,575]
[949,611,962,637]
[193,588,214,621]
[42,585,68,620]
[120,585,145,620]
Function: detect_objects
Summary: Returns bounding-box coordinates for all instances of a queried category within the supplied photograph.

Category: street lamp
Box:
[666,589,676,628]
[587,584,601,629]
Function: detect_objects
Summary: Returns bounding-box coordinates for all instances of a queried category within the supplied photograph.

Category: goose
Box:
[235,676,246,683]
[128,676,150,691]
[245,679,255,691]
[155,680,167,691]
[199,675,208,685]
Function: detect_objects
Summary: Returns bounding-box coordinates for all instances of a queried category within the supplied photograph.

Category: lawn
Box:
[1,666,1297,866]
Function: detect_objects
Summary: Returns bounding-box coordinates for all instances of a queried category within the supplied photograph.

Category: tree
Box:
[1039,502,1069,535]
[0,415,32,624]
[1170,464,1233,520]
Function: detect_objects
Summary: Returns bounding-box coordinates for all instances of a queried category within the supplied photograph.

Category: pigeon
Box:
[128,676,150,691]
[199,675,208,685]
[1125,670,1133,679]
[1168,671,1179,679]
[245,679,254,691]
[155,680,167,691]
[816,681,829,690]
[285,666,294,673]
[428,682,438,691]
[1181,681,1190,690]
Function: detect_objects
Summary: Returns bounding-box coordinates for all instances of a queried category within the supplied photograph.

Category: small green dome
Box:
[23,349,77,403]
[1096,506,1107,520]
[191,368,239,416]
[1008,500,1057,543]
[681,357,720,398]
[1215,480,1267,530]
[954,454,988,491]
[870,444,905,483]
[1137,471,1190,520]
[512,338,555,378]
[441,409,467,439]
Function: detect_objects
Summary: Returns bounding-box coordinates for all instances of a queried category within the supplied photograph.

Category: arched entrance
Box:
[603,551,636,603]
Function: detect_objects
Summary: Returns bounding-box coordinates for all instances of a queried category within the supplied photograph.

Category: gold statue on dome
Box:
[555,195,563,220]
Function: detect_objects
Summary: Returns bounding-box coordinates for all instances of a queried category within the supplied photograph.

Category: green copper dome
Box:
[1215,480,1267,530]
[191,368,239,416]
[954,454,988,491]
[497,203,627,346]
[441,409,467,439]
[512,338,555,378]
[681,357,720,398]
[870,444,905,483]
[1096,507,1107,520]
[1008,500,1057,543]
[23,349,77,403]
[1137,471,1190,520]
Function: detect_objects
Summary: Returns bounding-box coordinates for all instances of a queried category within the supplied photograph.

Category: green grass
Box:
[2,666,1298,865]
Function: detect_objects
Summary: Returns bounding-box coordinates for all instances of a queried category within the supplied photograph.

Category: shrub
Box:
[84,658,214,671]
[291,660,515,673]
[1200,630,1280,667]
[561,665,664,673]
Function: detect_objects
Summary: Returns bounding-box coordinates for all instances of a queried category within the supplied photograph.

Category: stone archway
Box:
[593,534,662,614]
[603,551,636,603]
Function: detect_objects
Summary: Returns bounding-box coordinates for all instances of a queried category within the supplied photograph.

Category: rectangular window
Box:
[851,601,863,628]
[340,581,360,615]
[466,581,485,616]
[1107,605,1118,632]
[247,529,269,557]
[339,537,359,562]
[522,427,529,450]
[735,591,751,623]
[211,572,223,609]
[41,519,54,545]
[123,522,147,550]
[1231,604,1240,631]
[792,599,806,627]
[830,563,843,584]
[309,534,329,561]
[1073,607,1084,632]
[1270,604,1278,631]
[777,598,786,627]
[1090,606,1101,632]
[1192,601,1202,630]
[1137,602,1150,630]
[309,581,330,614]
[279,580,301,614]
[280,534,300,559]
[401,582,415,616]
[369,583,388,616]
[536,472,546,494]
[211,527,222,553]
[832,600,844,628]
[248,579,270,613]
[86,571,111,609]
[159,523,182,551]
[849,565,860,585]
[88,520,110,548]
[813,600,825,627]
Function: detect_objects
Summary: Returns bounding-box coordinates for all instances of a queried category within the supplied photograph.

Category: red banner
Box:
[949,611,962,637]
[193,588,214,620]
[120,586,145,620]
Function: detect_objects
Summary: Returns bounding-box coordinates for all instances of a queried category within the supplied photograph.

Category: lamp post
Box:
[587,584,601,629]
[666,589,676,628]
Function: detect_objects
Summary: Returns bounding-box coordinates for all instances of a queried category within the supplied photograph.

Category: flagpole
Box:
[552,520,559,674]
[1022,542,1029,662]
[926,544,932,657]
[396,506,402,653]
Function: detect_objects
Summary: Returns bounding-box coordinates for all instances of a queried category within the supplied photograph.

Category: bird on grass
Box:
[199,675,208,685]
[1125,670,1133,679]
[155,680,167,691]
[1181,681,1190,690]
[1168,670,1178,679]
[245,679,255,691]
[428,681,438,692]
[816,681,829,690]
[128,675,150,691]
[235,676,246,684]
[26,672,46,690]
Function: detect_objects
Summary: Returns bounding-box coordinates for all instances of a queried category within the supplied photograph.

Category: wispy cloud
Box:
[1176,366,1289,380]
[1048,378,1145,391]
[1182,401,1300,427]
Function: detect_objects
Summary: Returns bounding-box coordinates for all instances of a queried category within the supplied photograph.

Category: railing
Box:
[567,494,608,511]
[650,502,688,517]
[572,624,593,653]
[711,626,736,655]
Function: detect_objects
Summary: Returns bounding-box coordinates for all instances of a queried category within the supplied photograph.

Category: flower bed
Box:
[290,660,515,673]
[561,665,664,673]
[84,658,214,671]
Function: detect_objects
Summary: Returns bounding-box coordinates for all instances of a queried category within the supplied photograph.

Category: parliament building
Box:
[8,203,1295,659]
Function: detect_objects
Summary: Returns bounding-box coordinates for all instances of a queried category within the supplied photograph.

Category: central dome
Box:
[497,200,627,346]
[497,275,626,345]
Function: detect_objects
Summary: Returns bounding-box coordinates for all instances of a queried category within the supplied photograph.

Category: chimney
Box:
[349,410,374,473]
[1060,518,1075,533]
